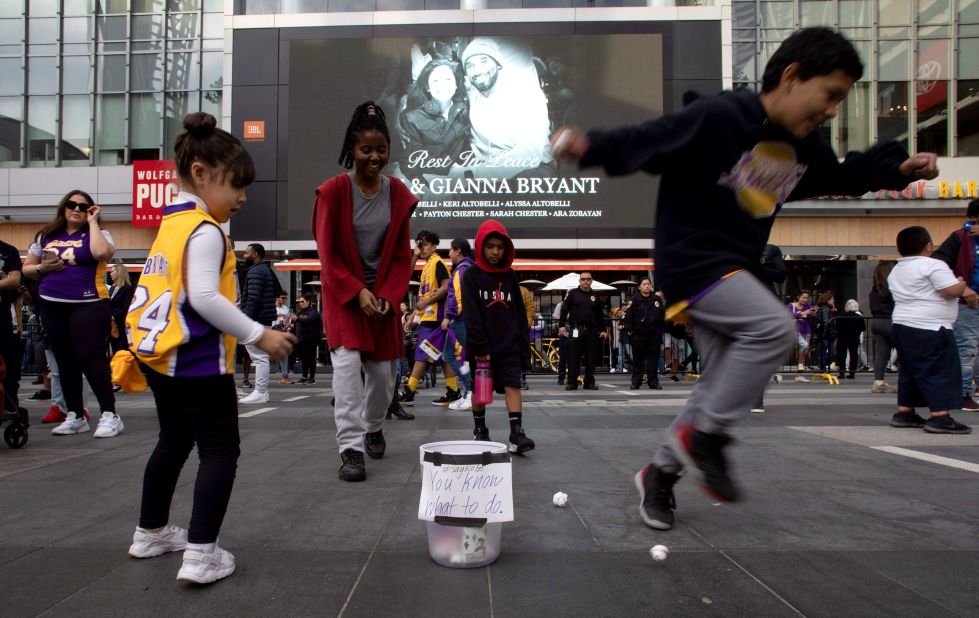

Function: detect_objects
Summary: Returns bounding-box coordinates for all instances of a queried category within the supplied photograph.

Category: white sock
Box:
[186,542,216,553]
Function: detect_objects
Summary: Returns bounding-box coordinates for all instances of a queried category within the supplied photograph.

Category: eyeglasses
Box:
[66,200,91,212]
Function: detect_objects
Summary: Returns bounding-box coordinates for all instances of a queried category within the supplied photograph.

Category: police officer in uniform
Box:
[624,277,666,389]
[559,272,607,390]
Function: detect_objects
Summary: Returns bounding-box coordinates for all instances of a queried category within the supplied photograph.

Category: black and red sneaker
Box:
[634,464,679,530]
[669,422,740,502]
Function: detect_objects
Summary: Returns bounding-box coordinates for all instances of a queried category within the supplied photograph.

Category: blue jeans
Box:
[441,320,472,394]
[616,342,630,372]
[954,303,979,396]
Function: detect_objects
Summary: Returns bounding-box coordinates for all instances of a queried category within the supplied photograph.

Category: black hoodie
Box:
[461,219,530,369]
[581,89,916,304]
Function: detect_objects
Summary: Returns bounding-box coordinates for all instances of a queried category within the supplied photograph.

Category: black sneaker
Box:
[432,388,462,406]
[399,389,416,407]
[473,426,491,441]
[338,449,366,482]
[923,414,973,434]
[364,430,386,460]
[670,423,740,502]
[669,375,680,383]
[520,381,529,390]
[634,464,679,530]
[508,426,535,454]
[890,411,927,428]
[584,384,598,391]
[242,379,253,389]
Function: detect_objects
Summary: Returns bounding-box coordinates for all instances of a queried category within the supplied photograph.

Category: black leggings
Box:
[140,369,240,544]
[39,299,115,414]
[836,335,861,376]
[297,339,319,379]
[0,325,21,412]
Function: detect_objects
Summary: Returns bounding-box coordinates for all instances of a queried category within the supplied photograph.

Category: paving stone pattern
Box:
[2,374,977,617]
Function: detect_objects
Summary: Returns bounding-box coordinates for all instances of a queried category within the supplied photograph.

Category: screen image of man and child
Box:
[395,36,562,187]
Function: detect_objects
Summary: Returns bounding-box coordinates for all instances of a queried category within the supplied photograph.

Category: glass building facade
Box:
[732,0,979,157]
[0,0,224,169]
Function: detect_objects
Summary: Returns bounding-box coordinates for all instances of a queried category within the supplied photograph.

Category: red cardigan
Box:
[312,173,417,361]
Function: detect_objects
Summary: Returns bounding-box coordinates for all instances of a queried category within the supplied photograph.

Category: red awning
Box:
[273,258,653,272]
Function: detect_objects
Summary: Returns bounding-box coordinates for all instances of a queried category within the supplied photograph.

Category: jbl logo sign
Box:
[244,121,265,140]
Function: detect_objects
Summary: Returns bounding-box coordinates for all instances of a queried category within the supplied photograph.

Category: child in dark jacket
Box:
[551,27,940,530]
[461,220,535,453]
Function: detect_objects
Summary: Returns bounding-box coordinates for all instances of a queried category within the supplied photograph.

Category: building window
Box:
[0,97,23,166]
[958,80,979,155]
[878,39,910,81]
[131,92,162,160]
[62,94,93,165]
[841,82,872,152]
[96,93,125,165]
[916,81,949,155]
[879,0,911,26]
[878,81,909,150]
[27,95,58,167]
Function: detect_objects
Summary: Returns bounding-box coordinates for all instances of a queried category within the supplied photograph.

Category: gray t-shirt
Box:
[349,173,391,289]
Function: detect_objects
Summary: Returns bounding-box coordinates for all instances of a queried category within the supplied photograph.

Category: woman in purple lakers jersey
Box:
[22,189,121,438]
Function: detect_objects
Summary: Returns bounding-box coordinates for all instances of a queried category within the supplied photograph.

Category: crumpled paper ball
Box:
[650,544,669,561]
[552,491,569,507]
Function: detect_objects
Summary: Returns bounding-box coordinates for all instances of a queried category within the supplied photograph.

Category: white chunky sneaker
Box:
[52,412,90,435]
[238,390,269,404]
[129,524,188,558]
[448,392,472,411]
[177,543,236,584]
[794,375,810,383]
[94,412,124,438]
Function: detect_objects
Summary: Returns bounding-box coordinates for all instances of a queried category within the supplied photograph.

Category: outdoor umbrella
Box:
[519,279,546,286]
[541,272,615,291]
[609,280,637,286]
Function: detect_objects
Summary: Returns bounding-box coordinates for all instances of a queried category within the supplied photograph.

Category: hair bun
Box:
[183,112,217,138]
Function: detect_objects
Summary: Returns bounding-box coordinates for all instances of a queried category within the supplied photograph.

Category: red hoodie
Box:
[311,173,417,361]
[461,220,530,367]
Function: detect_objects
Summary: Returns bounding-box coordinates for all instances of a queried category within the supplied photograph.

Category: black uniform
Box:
[560,287,605,389]
[624,292,665,389]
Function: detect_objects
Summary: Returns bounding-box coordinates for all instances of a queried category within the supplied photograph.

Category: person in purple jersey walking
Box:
[22,190,121,438]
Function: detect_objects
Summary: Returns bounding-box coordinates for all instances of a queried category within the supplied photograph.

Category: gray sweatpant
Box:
[653,271,796,473]
[330,347,397,454]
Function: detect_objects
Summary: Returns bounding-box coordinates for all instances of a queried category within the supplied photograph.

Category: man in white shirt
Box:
[887,225,972,434]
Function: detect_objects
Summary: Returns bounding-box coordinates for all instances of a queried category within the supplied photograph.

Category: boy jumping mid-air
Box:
[551,27,940,529]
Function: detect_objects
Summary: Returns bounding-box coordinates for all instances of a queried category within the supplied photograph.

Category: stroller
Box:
[0,355,29,448]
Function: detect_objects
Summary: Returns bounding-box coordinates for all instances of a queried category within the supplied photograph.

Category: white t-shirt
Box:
[274,304,290,328]
[889,256,960,331]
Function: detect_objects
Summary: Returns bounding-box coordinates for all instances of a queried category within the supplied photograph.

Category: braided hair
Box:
[337,101,391,170]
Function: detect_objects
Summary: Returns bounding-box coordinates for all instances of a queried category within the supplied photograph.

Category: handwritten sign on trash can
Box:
[418,444,514,523]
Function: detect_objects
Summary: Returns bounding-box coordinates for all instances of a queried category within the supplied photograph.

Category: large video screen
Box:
[287,33,665,235]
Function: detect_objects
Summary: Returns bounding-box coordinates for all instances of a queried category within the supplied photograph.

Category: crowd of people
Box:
[1,26,975,589]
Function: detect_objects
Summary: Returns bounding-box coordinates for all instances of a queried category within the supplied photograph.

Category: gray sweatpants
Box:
[331,346,397,454]
[653,271,796,473]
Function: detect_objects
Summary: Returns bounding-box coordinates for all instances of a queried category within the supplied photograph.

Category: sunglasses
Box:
[580,277,592,281]
[66,200,92,212]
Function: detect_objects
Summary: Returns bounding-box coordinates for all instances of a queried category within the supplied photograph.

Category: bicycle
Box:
[529,337,560,373]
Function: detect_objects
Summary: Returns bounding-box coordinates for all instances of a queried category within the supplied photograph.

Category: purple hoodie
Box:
[445,255,475,320]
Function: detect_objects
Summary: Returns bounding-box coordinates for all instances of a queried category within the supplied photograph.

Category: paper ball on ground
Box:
[552,491,569,507]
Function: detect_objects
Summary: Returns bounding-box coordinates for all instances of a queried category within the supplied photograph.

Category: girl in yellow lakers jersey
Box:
[126,112,294,585]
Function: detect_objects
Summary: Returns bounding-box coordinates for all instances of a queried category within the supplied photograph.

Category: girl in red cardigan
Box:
[312,102,418,482]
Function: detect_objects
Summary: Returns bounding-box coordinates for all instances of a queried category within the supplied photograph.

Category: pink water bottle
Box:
[473,360,493,406]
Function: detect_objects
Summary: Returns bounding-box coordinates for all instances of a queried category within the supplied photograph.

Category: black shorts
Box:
[892,324,960,412]
[468,355,522,394]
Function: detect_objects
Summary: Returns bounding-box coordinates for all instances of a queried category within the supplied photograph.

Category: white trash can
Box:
[418,440,512,568]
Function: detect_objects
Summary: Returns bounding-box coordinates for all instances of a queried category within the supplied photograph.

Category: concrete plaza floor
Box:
[1,372,977,617]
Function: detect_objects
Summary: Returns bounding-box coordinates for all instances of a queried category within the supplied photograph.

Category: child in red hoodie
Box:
[461,220,535,453]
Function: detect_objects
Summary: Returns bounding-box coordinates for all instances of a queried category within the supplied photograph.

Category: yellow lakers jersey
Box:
[419,253,450,322]
[127,201,238,377]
